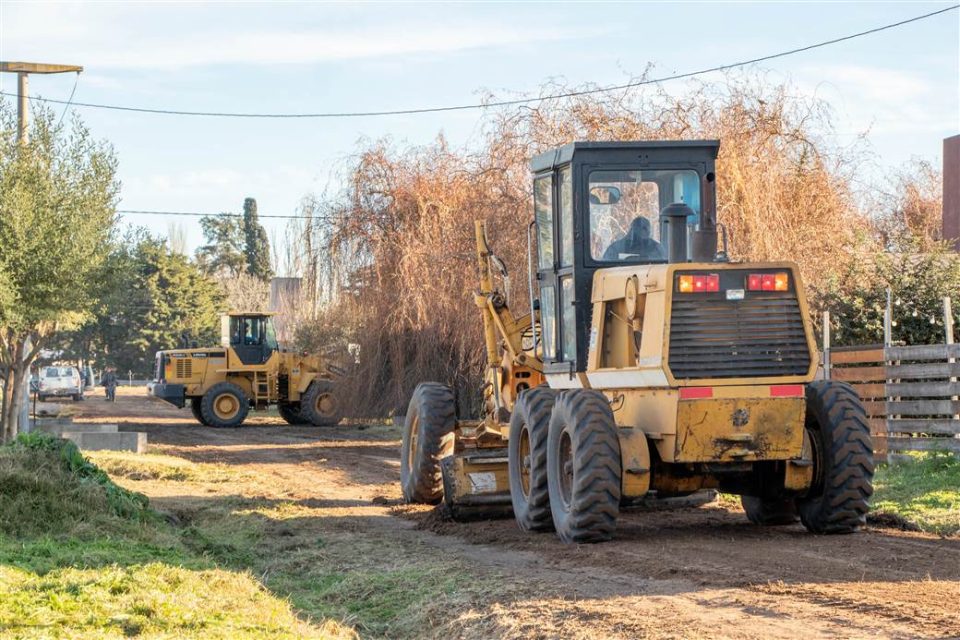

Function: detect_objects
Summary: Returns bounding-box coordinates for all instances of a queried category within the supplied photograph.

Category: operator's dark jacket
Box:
[602,217,666,261]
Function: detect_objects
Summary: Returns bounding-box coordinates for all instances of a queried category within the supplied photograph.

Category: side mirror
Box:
[589,186,621,205]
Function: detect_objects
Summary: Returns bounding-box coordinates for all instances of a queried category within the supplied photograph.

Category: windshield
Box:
[230,316,278,350]
[588,169,701,262]
[44,367,74,378]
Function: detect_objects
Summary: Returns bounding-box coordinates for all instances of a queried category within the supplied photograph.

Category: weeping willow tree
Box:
[294,73,880,418]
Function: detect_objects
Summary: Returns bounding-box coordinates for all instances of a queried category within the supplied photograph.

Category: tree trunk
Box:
[1,339,33,442]
[4,364,26,441]
[0,366,10,443]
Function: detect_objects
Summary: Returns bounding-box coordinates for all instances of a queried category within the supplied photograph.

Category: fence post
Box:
[884,288,896,464]
[822,310,831,380]
[884,288,893,347]
[946,297,958,423]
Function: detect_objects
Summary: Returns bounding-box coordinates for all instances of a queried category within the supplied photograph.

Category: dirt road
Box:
[72,388,960,639]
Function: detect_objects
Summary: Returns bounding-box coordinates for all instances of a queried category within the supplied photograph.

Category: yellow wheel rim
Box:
[213,393,239,420]
[407,414,419,471]
[519,425,532,497]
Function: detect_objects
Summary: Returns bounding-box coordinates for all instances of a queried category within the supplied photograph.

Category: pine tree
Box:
[242,198,273,282]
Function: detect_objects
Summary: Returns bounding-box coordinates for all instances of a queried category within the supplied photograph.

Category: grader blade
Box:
[440,452,513,521]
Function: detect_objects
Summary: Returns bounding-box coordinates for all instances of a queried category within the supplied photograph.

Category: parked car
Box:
[36,366,84,402]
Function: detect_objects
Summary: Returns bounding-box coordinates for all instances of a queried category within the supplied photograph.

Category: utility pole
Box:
[0,61,83,143]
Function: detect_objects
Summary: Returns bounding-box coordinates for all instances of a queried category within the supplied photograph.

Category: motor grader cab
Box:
[400,140,874,542]
[151,312,343,428]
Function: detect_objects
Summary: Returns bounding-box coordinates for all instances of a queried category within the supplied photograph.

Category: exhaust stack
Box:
[661,202,694,263]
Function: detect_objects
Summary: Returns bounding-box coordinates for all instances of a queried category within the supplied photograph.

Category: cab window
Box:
[558,166,573,267]
[588,169,700,262]
[534,175,554,270]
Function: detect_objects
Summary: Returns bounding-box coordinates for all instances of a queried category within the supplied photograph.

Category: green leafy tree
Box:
[196,214,246,276]
[815,240,960,347]
[242,197,273,281]
[61,233,225,377]
[0,105,118,440]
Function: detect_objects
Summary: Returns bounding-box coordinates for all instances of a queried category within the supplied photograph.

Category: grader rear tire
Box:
[401,383,456,504]
[300,380,342,426]
[797,381,874,534]
[200,382,249,428]
[741,495,799,526]
[547,390,622,544]
[508,386,556,532]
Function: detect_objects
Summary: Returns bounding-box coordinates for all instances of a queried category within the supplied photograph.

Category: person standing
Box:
[102,367,118,402]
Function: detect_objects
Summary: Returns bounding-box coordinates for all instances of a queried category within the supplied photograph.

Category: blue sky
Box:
[2,1,958,270]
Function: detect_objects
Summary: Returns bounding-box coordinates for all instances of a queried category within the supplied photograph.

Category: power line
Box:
[55,72,80,129]
[2,5,956,120]
[117,209,331,220]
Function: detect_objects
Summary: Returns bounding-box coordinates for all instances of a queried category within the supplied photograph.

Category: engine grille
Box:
[175,358,192,379]
[668,292,811,379]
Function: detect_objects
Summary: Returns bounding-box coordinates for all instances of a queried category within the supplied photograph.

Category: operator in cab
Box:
[601,216,665,261]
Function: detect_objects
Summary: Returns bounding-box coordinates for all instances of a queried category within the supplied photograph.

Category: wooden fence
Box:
[826,343,960,457]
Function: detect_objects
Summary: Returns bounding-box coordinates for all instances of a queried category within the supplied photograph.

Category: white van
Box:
[37,366,84,402]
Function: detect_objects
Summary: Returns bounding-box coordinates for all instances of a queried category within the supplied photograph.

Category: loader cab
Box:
[530,141,720,380]
[222,312,280,365]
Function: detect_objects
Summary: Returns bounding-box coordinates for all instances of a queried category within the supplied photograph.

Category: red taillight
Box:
[679,274,719,293]
[747,272,789,292]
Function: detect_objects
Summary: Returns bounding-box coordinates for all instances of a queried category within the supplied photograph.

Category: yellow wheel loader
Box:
[401,140,874,542]
[150,312,343,428]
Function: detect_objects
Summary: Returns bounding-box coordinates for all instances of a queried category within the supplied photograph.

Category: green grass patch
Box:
[0,563,330,639]
[87,451,243,484]
[0,433,153,537]
[1,434,488,638]
[0,434,355,639]
[872,451,960,536]
[283,565,465,637]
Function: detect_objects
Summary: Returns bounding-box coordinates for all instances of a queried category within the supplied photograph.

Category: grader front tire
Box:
[546,390,622,544]
[200,382,250,428]
[508,387,556,532]
[401,383,456,504]
[797,381,874,534]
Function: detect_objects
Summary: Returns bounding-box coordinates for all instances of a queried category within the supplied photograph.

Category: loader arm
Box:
[474,221,543,373]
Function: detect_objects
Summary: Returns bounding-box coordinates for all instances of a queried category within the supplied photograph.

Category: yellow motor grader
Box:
[151,312,343,428]
[400,140,874,542]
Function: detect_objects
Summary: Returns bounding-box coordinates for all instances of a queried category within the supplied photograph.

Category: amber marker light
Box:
[773,272,789,291]
[678,275,694,293]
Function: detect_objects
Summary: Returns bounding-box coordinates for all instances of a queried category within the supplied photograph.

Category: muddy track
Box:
[74,389,960,639]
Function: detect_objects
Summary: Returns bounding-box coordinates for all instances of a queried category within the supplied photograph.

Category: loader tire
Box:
[278,403,307,425]
[200,382,249,428]
[547,390,621,544]
[797,381,874,534]
[300,380,341,426]
[190,397,211,426]
[401,382,456,504]
[508,386,557,532]
[741,495,799,526]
